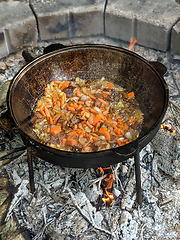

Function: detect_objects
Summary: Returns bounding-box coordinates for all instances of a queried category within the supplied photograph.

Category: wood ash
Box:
[0,36,180,240]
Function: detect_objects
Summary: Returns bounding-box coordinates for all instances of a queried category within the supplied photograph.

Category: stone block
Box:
[171,21,180,56]
[31,1,104,41]
[30,2,71,41]
[136,1,180,52]
[105,12,132,43]
[105,0,180,51]
[0,2,37,58]
[0,31,8,59]
[69,6,104,38]
[37,11,69,41]
[136,21,169,52]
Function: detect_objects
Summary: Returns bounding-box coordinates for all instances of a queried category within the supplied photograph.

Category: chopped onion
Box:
[94,107,102,113]
[125,132,132,140]
[80,95,89,101]
[79,138,87,145]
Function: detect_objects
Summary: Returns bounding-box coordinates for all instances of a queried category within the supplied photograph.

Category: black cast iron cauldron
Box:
[8,44,169,206]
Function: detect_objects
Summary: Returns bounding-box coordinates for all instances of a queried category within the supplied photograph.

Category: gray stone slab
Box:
[69,6,104,38]
[0,31,8,59]
[0,2,37,58]
[105,12,132,43]
[31,0,104,41]
[171,21,180,56]
[105,0,180,51]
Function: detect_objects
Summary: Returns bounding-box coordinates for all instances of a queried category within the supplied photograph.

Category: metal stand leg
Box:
[27,146,35,194]
[21,136,35,194]
[134,148,142,207]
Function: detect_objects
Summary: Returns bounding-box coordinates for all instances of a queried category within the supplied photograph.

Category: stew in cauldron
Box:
[31,77,143,152]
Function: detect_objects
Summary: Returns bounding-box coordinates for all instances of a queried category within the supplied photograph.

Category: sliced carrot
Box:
[53,113,60,120]
[91,136,98,141]
[66,138,77,146]
[52,93,58,103]
[46,126,50,133]
[103,92,110,98]
[62,138,67,144]
[67,106,75,112]
[106,119,116,124]
[78,101,84,105]
[51,125,61,136]
[116,139,122,146]
[114,128,122,137]
[127,91,135,98]
[118,118,123,124]
[96,89,101,93]
[85,133,90,138]
[80,110,85,116]
[60,94,66,107]
[39,108,46,116]
[45,103,52,108]
[98,98,107,105]
[99,127,111,141]
[128,118,134,123]
[76,89,82,98]
[112,124,117,129]
[49,116,53,125]
[124,124,129,130]
[45,88,49,94]
[95,121,101,131]
[79,132,85,138]
[61,81,70,90]
[74,129,84,134]
[71,103,79,109]
[106,82,114,88]
[52,92,58,98]
[93,115,102,126]
[67,131,77,136]
[93,114,105,126]
[88,94,96,99]
[85,107,91,110]
[86,121,93,129]
[37,100,43,107]
[54,81,62,84]
[55,101,61,107]
[90,108,97,114]
[44,107,51,118]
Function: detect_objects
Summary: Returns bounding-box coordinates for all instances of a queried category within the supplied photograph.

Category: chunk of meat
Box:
[64,86,75,98]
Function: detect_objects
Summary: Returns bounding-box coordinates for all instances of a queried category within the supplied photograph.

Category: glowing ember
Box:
[160,124,176,134]
[98,167,114,206]
[128,37,137,51]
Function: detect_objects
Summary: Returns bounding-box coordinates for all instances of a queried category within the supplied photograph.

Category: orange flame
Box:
[102,173,114,206]
[160,124,176,134]
[98,167,114,206]
[128,37,137,51]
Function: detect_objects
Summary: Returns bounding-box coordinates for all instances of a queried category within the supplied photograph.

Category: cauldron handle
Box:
[149,61,167,77]
[134,147,142,207]
[22,43,68,63]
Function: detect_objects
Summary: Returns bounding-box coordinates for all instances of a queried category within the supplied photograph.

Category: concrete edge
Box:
[0,1,180,59]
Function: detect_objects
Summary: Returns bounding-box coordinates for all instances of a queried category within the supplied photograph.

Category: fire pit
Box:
[0,36,180,239]
[0,0,180,238]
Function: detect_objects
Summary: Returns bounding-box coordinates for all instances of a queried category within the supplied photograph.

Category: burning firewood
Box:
[160,123,176,134]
